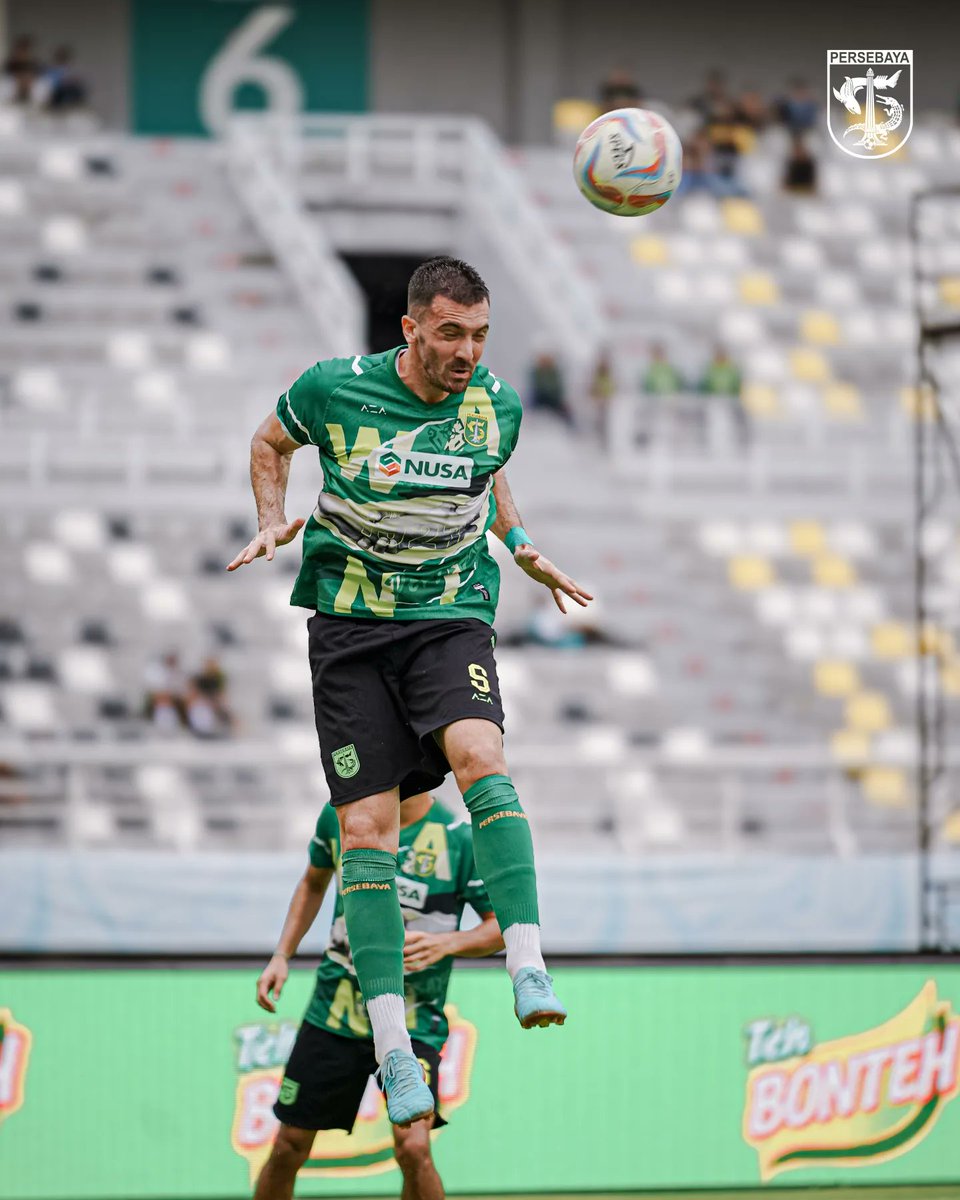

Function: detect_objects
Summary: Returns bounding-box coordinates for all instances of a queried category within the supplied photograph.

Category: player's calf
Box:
[253,1123,314,1200]
[393,1118,445,1200]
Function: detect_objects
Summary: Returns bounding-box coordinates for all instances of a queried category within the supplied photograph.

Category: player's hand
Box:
[513,546,594,613]
[256,953,289,1013]
[403,930,454,973]
[226,518,305,571]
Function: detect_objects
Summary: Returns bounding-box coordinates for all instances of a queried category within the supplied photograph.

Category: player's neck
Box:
[396,346,449,406]
[399,793,433,828]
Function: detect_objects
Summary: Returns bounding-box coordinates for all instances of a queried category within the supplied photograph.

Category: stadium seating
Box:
[1,115,958,864]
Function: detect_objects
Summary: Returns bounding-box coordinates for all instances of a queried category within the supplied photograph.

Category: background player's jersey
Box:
[276,347,523,624]
[305,800,493,1051]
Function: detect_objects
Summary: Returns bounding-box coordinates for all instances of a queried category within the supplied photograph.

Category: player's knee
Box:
[450,742,507,791]
[270,1124,314,1171]
[393,1124,432,1174]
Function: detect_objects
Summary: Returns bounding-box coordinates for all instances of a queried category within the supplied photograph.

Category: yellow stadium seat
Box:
[942,663,960,696]
[723,198,764,235]
[801,311,841,345]
[920,623,955,657]
[741,383,780,417]
[728,555,774,590]
[553,98,600,137]
[901,385,936,421]
[823,383,862,419]
[845,691,892,732]
[814,660,859,697]
[789,520,825,555]
[943,810,960,844]
[813,554,856,588]
[631,236,669,267]
[789,347,831,383]
[940,277,960,308]
[831,728,869,762]
[871,622,912,659]
[861,767,908,808]
[739,272,778,305]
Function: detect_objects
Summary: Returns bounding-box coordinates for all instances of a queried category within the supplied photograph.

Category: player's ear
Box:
[401,313,417,346]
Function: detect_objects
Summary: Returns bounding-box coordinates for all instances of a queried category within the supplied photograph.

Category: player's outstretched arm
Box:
[256,865,334,1013]
[227,412,306,571]
[491,470,594,614]
[403,912,504,972]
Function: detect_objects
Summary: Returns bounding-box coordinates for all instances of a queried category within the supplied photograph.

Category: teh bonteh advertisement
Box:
[2,965,959,1197]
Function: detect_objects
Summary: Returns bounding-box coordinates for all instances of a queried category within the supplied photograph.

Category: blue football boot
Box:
[513,966,568,1029]
[379,1049,435,1126]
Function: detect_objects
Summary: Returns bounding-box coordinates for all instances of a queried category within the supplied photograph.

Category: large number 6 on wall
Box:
[199,5,304,136]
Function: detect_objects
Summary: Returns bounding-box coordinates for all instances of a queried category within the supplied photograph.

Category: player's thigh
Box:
[274,1021,377,1134]
[397,619,505,741]
[307,615,424,804]
[336,785,401,851]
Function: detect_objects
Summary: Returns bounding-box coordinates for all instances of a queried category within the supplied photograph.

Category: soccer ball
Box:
[573,108,683,216]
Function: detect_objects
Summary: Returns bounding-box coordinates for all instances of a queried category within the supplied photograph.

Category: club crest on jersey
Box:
[828,50,913,159]
[464,410,488,448]
[332,744,360,779]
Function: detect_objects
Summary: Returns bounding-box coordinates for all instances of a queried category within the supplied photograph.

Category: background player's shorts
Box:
[308,614,505,805]
[273,1020,447,1131]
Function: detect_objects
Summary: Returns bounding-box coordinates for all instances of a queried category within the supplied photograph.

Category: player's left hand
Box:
[513,546,594,613]
[403,930,454,972]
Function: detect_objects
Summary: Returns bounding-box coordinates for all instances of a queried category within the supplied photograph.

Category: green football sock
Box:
[340,847,404,1001]
[462,774,540,930]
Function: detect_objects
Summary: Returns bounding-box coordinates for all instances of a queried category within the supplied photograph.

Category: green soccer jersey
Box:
[305,800,493,1051]
[276,347,523,624]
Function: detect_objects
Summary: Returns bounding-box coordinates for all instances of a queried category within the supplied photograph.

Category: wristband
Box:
[505,526,533,555]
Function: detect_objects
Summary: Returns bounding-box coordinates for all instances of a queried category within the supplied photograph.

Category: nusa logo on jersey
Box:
[828,50,913,159]
[374,448,473,487]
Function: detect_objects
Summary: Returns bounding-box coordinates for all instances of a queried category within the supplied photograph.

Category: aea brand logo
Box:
[828,50,913,159]
[742,982,960,1181]
[373,448,474,488]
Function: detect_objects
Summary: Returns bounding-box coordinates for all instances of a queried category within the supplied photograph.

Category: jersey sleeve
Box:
[276,359,350,446]
[308,803,338,869]
[497,382,524,466]
[456,828,494,915]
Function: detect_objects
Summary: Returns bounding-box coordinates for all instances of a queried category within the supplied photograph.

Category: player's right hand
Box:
[256,954,289,1013]
[226,518,305,571]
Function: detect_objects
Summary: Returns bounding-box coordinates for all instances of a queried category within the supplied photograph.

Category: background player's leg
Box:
[337,789,409,1060]
[437,719,545,976]
[253,1124,313,1200]
[394,1118,444,1200]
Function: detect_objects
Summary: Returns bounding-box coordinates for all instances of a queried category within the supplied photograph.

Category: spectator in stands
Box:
[783,132,818,195]
[589,349,616,441]
[689,69,732,125]
[529,352,575,427]
[1,35,43,107]
[699,344,749,448]
[737,86,769,133]
[676,131,723,197]
[42,47,88,112]
[599,67,643,112]
[185,656,233,739]
[143,650,187,732]
[775,78,818,135]
[641,343,684,396]
[0,761,27,806]
[702,98,750,196]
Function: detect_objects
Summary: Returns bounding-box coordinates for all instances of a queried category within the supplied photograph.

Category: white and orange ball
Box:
[573,107,683,216]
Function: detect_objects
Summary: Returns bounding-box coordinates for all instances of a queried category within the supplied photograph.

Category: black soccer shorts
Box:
[307,613,505,805]
[273,1020,447,1131]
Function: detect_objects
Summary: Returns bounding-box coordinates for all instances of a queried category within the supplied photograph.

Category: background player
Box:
[228,257,592,1125]
[253,789,502,1200]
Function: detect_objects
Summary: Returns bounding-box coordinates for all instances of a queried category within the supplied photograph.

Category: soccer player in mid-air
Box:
[252,789,502,1200]
[229,256,592,1126]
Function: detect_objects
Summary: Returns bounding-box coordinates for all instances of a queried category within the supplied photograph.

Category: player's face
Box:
[408,297,490,394]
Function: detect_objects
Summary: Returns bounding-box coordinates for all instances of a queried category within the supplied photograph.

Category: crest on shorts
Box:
[464,409,488,447]
[828,50,913,159]
[332,744,360,779]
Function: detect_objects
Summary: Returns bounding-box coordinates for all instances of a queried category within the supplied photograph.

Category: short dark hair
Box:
[407,256,489,314]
